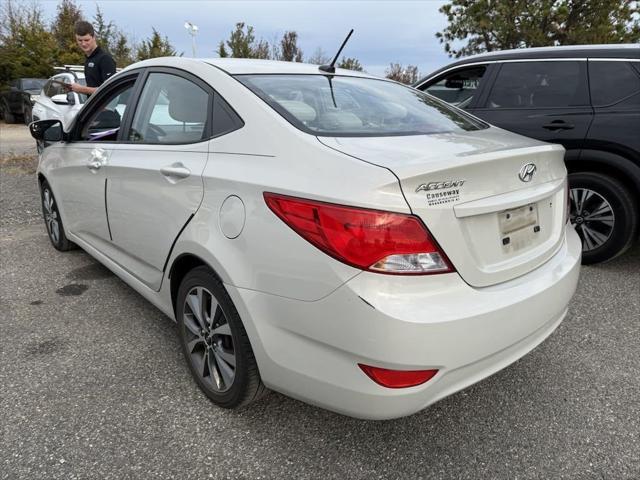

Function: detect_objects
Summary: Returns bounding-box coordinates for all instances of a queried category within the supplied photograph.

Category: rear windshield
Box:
[237,74,487,137]
[23,79,46,90]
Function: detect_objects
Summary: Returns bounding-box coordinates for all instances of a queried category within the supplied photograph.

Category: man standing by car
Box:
[68,21,116,96]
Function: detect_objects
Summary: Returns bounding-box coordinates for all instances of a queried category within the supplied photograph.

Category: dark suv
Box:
[415,45,640,264]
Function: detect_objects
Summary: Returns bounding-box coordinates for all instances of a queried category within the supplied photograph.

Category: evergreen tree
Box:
[279,31,303,62]
[136,28,178,60]
[337,57,363,71]
[51,0,84,65]
[0,0,57,84]
[437,0,640,58]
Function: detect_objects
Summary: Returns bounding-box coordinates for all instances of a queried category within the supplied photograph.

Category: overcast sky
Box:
[37,0,453,77]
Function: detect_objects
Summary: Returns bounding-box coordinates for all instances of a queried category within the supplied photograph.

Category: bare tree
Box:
[307,46,330,65]
[385,63,419,84]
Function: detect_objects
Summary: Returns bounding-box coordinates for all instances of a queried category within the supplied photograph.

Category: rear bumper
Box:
[228,227,581,419]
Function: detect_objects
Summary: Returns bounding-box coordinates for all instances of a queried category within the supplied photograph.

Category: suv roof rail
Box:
[53,65,85,72]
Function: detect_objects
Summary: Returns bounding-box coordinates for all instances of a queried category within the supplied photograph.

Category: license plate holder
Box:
[499,203,540,250]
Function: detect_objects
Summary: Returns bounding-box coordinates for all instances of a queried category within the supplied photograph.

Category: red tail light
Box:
[359,364,438,388]
[264,192,454,274]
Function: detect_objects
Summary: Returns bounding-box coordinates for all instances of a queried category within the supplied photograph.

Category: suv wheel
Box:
[176,266,266,409]
[23,102,33,125]
[2,101,17,124]
[569,172,638,264]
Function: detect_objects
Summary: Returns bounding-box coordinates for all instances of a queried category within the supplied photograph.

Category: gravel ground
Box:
[1,149,639,480]
[0,121,35,157]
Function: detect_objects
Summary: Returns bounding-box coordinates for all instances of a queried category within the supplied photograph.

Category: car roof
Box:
[416,44,640,85]
[122,56,376,78]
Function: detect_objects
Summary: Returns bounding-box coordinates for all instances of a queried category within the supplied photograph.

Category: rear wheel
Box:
[40,181,75,251]
[569,172,637,264]
[176,266,266,409]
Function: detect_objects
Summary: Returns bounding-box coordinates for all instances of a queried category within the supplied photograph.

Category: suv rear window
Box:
[589,61,640,107]
[486,61,589,109]
[237,74,487,137]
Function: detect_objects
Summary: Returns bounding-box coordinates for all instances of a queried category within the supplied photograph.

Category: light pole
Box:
[184,21,198,58]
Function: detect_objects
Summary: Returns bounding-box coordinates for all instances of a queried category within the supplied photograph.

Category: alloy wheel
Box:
[182,286,236,393]
[43,188,60,244]
[569,187,615,252]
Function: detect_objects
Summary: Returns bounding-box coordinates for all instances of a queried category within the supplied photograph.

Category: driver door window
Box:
[79,81,136,142]
[424,66,487,109]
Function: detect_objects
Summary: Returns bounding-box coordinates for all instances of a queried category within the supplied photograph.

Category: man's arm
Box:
[69,83,97,95]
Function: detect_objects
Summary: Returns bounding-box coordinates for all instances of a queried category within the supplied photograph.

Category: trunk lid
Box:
[318,128,568,287]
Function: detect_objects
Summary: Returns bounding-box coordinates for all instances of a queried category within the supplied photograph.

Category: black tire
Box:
[2,102,17,124]
[569,172,638,264]
[23,102,33,125]
[176,266,266,409]
[40,180,76,251]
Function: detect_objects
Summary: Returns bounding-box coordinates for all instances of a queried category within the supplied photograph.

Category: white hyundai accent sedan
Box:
[29,57,581,420]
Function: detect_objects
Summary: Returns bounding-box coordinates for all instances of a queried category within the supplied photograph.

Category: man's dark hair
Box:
[74,20,95,37]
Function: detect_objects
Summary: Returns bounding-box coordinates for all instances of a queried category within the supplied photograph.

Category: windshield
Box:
[237,74,487,137]
[23,79,46,90]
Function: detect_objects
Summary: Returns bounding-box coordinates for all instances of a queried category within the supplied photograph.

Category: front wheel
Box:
[568,172,638,264]
[23,102,33,125]
[176,266,266,409]
[40,181,75,251]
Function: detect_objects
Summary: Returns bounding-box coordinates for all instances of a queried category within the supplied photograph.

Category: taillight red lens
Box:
[264,192,454,274]
[359,364,438,388]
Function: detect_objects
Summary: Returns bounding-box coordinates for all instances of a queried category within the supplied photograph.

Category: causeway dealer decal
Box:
[415,180,465,206]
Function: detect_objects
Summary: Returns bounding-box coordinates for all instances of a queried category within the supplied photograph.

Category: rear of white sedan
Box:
[32,58,580,420]
[183,62,581,419]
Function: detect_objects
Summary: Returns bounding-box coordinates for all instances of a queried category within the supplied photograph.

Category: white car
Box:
[32,71,87,129]
[29,57,581,420]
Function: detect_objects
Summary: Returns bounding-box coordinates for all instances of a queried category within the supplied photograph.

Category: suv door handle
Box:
[542,121,575,130]
[160,165,191,179]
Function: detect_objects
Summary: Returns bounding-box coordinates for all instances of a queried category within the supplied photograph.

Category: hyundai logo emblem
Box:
[518,163,537,182]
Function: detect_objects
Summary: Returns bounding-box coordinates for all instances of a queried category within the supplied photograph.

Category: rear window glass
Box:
[589,61,640,107]
[237,74,487,137]
[22,78,46,90]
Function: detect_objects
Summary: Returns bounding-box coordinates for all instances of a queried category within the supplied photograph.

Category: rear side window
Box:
[423,66,487,109]
[211,94,243,137]
[129,73,209,144]
[486,61,589,109]
[589,61,640,107]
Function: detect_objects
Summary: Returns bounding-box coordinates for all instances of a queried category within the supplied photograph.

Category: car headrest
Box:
[167,87,207,124]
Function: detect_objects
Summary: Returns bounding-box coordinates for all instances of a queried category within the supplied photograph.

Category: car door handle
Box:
[87,160,102,170]
[160,165,191,179]
[542,121,575,130]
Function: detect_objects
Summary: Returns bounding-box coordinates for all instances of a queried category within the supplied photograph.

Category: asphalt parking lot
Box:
[1,122,639,479]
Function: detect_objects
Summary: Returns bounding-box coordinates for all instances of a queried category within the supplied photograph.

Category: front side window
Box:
[129,73,209,144]
[79,80,136,142]
[237,74,487,136]
[486,61,589,109]
[424,66,486,108]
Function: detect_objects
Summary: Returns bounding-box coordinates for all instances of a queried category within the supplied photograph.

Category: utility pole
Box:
[184,21,198,57]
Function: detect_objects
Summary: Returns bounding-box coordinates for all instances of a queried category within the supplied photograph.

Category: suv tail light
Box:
[264,192,454,274]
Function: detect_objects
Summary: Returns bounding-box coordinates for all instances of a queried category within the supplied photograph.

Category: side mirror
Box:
[66,92,76,105]
[51,93,69,105]
[30,119,64,142]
